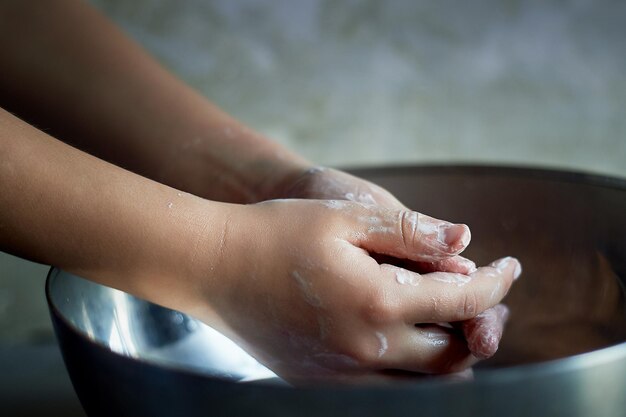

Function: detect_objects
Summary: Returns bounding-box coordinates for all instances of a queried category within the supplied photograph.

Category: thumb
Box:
[357,208,471,263]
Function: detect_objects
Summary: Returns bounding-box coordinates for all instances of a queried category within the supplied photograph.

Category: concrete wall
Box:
[94,0,626,175]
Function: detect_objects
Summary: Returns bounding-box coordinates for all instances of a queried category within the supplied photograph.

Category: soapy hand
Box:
[281,166,406,209]
[200,199,521,384]
[275,165,515,363]
[278,166,477,278]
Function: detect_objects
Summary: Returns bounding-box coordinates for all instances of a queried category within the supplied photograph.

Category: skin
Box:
[209,199,519,383]
[0,0,521,383]
[283,166,514,361]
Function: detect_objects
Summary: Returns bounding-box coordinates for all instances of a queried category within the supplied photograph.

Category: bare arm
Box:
[0,107,226,322]
[0,0,311,203]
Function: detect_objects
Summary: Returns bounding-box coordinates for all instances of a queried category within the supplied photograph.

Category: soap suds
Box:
[323,199,348,210]
[358,216,382,225]
[345,192,377,205]
[368,225,395,234]
[375,331,388,357]
[394,268,421,286]
[305,166,326,175]
[432,273,472,287]
[292,271,323,307]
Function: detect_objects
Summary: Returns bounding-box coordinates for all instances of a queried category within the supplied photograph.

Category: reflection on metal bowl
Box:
[47,166,626,417]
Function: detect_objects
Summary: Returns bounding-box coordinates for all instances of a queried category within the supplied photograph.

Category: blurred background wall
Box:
[96,0,626,174]
[2,0,625,343]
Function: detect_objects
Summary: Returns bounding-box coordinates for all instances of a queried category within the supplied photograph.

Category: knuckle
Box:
[460,291,479,318]
[398,210,417,250]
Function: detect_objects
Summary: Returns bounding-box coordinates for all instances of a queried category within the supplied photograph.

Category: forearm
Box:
[0,0,310,203]
[0,108,225,318]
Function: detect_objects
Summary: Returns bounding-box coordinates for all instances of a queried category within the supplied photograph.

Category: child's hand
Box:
[270,165,520,366]
[197,199,520,384]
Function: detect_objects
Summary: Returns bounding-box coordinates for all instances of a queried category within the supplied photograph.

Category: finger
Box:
[415,256,477,275]
[370,254,476,275]
[459,304,510,359]
[375,324,478,374]
[382,257,521,323]
[358,208,471,263]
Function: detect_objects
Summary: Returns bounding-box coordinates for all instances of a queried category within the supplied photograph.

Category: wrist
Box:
[93,188,236,329]
[169,198,254,332]
[148,196,237,323]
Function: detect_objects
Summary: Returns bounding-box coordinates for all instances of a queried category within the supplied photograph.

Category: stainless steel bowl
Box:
[47,165,626,417]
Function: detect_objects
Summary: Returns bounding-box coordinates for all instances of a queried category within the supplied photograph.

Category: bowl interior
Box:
[47,166,626,382]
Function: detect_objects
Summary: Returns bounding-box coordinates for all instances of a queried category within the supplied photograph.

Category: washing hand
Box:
[270,165,517,363]
[0,0,522,389]
[197,199,521,384]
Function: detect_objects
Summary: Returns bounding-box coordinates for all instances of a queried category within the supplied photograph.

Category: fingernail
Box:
[490,256,512,271]
[439,224,470,248]
[513,261,522,280]
[490,257,522,280]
